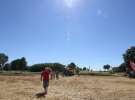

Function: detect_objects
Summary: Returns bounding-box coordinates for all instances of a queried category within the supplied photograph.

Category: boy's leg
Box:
[43,80,49,94]
[44,86,48,94]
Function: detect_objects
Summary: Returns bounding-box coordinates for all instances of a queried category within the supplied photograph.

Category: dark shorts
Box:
[43,80,49,88]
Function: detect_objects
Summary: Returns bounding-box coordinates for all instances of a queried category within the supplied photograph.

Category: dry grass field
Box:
[0,75,135,100]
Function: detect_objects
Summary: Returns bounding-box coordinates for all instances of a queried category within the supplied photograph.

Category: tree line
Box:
[0,55,27,71]
[0,54,80,73]
[102,46,135,73]
[0,46,135,73]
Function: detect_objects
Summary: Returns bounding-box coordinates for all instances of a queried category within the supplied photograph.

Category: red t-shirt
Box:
[41,69,51,80]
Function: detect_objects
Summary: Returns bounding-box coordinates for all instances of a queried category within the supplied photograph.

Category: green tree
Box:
[67,62,76,69]
[112,63,127,73]
[119,63,126,72]
[3,63,11,71]
[83,67,87,71]
[29,64,44,72]
[103,64,111,71]
[50,63,65,72]
[29,63,65,72]
[11,57,27,70]
[123,46,135,68]
[0,53,8,70]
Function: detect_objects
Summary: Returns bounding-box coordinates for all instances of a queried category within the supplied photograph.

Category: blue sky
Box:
[0,0,135,70]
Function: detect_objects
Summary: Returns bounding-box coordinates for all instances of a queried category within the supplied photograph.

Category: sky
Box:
[0,0,135,70]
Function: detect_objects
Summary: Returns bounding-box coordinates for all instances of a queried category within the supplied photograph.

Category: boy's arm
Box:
[41,75,42,81]
[49,69,53,79]
[41,72,43,81]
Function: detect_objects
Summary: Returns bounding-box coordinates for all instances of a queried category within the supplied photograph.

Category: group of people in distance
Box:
[40,67,59,95]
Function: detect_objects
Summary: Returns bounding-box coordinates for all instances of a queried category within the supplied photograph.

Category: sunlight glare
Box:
[64,0,79,8]
[65,0,73,8]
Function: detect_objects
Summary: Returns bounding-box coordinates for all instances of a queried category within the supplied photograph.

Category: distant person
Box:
[76,70,80,76]
[55,71,59,79]
[41,67,52,95]
[50,71,54,80]
[51,71,56,80]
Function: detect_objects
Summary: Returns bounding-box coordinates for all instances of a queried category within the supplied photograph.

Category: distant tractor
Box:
[64,67,75,76]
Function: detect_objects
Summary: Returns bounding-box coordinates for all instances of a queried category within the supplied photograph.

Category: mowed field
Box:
[0,75,135,100]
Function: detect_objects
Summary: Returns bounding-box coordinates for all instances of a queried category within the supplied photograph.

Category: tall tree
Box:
[123,46,135,68]
[3,63,11,71]
[51,63,65,72]
[67,62,76,69]
[83,67,87,71]
[0,53,8,70]
[103,64,111,71]
[11,57,27,70]
[29,63,65,72]
[119,63,126,72]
